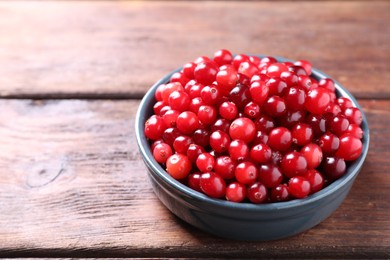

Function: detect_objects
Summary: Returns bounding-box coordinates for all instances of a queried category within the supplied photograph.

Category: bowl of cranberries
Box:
[135,49,369,241]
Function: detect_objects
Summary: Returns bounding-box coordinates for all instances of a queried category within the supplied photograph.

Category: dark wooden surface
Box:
[0,1,389,258]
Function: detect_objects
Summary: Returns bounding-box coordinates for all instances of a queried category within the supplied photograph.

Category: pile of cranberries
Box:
[144,49,364,204]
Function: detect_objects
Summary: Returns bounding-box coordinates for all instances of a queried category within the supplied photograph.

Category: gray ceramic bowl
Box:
[135,56,370,241]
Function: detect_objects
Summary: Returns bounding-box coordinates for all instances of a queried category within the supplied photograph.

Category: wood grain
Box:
[0,99,389,258]
[0,1,389,99]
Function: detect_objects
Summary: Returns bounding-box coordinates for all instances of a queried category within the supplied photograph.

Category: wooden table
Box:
[0,1,389,258]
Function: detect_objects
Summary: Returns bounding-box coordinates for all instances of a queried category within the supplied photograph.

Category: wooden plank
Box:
[0,99,389,258]
[0,1,388,99]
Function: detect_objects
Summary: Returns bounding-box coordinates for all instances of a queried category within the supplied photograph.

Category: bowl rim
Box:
[135,55,370,212]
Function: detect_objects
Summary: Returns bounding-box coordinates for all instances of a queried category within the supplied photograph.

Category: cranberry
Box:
[305,87,331,115]
[258,164,283,188]
[303,169,324,194]
[176,111,200,134]
[145,50,366,204]
[226,182,247,202]
[235,161,258,185]
[194,61,219,85]
[280,152,308,178]
[294,60,312,75]
[196,152,215,172]
[173,135,193,154]
[291,123,313,146]
[250,143,272,163]
[247,182,268,204]
[153,143,173,163]
[216,67,238,95]
[284,87,306,111]
[219,101,238,120]
[344,107,363,125]
[288,176,311,199]
[271,184,290,202]
[166,154,192,180]
[229,139,249,161]
[301,143,323,169]
[229,84,251,110]
[186,144,205,163]
[213,49,233,66]
[209,130,231,153]
[318,133,340,155]
[214,156,236,179]
[229,117,256,143]
[263,96,287,117]
[201,85,221,106]
[249,81,269,106]
[335,134,363,161]
[200,172,226,198]
[268,127,292,152]
[145,115,165,140]
[192,128,210,147]
[197,105,217,125]
[321,156,346,180]
[188,172,202,192]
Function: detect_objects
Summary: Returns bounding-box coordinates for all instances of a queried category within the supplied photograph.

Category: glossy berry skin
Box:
[268,127,292,152]
[301,143,323,169]
[201,85,221,106]
[219,101,238,120]
[250,143,272,163]
[280,152,308,178]
[288,176,311,199]
[249,81,269,106]
[291,123,313,146]
[247,182,268,204]
[196,153,215,172]
[197,105,217,125]
[216,67,238,95]
[213,49,233,66]
[321,157,346,180]
[284,87,306,111]
[214,156,236,179]
[192,128,210,147]
[146,51,366,204]
[186,144,205,163]
[229,139,249,162]
[194,61,219,85]
[330,114,350,137]
[187,172,202,192]
[229,117,256,143]
[173,135,193,154]
[209,130,231,153]
[225,182,247,202]
[258,164,283,188]
[200,172,226,198]
[235,161,258,185]
[263,96,287,117]
[346,124,364,139]
[145,115,165,140]
[318,133,340,155]
[270,184,290,202]
[168,90,190,112]
[303,169,324,194]
[176,111,200,134]
[229,84,251,110]
[343,107,363,125]
[153,143,173,163]
[335,134,363,161]
[305,88,331,115]
[166,154,192,180]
